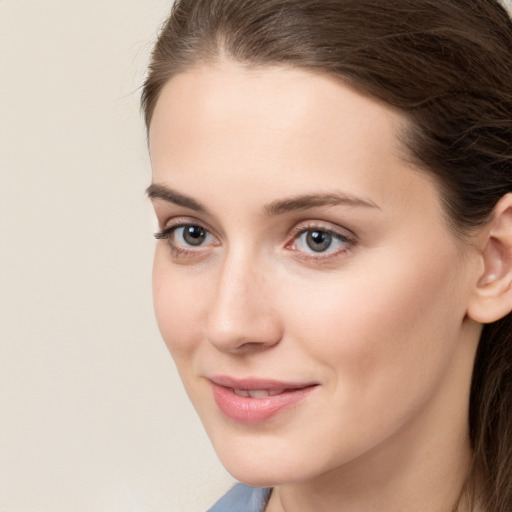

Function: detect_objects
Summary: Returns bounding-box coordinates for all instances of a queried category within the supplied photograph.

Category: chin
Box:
[209,433,326,488]
[222,458,299,488]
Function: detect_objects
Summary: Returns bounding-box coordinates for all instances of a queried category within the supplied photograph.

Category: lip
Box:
[209,375,318,425]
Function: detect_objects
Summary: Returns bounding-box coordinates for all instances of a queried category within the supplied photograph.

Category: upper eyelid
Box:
[160,215,206,229]
[158,216,217,236]
[288,220,356,240]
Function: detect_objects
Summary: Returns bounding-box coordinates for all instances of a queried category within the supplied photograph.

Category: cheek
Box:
[281,246,467,395]
[266,246,470,463]
[152,249,207,361]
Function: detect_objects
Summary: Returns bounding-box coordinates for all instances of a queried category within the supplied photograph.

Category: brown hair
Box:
[142,1,512,510]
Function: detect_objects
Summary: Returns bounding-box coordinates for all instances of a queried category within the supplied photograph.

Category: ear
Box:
[467,193,512,323]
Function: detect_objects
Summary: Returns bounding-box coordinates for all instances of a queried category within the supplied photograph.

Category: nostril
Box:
[236,340,279,353]
[206,325,283,353]
[205,311,283,353]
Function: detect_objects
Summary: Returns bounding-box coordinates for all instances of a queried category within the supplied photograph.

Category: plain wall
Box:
[1,1,511,511]
[0,1,232,511]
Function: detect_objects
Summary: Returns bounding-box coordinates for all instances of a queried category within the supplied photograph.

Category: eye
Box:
[289,224,355,259]
[175,225,209,246]
[300,230,335,253]
[154,222,217,254]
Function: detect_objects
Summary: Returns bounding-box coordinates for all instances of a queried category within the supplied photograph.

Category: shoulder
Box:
[207,483,272,512]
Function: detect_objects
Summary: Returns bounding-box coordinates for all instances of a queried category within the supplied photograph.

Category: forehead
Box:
[149,60,407,160]
[148,61,440,220]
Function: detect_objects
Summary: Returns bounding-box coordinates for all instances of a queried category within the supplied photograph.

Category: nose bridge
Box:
[205,245,281,352]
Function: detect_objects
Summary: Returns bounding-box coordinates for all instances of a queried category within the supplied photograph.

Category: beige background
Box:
[1,1,511,511]
[0,1,232,511]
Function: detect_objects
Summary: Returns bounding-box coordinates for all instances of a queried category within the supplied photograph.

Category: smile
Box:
[209,376,318,425]
[232,388,285,397]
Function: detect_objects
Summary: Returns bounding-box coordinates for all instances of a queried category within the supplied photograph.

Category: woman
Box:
[142,1,512,511]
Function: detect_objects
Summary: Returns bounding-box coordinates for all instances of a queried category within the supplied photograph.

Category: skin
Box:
[148,61,487,512]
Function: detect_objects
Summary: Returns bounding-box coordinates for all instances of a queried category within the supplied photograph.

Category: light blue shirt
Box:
[207,484,272,512]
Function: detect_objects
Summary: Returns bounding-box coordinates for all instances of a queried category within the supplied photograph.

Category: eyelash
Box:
[154,220,356,261]
[154,221,216,258]
[286,223,356,260]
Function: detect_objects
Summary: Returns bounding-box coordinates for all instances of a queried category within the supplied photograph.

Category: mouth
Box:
[209,376,318,425]
[231,388,287,397]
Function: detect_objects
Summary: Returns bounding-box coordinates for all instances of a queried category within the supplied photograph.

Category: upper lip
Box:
[209,375,318,390]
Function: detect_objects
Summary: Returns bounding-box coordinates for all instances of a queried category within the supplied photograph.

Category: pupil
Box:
[306,230,331,252]
[183,226,206,246]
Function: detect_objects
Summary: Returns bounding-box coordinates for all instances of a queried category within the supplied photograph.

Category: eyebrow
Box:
[146,183,208,213]
[264,192,380,216]
[146,183,379,216]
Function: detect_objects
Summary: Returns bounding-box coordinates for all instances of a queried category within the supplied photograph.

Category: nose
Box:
[205,252,283,353]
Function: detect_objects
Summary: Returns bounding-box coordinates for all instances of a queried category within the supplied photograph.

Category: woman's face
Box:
[148,62,481,486]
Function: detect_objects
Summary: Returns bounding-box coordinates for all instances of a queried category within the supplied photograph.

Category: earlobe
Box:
[467,193,512,324]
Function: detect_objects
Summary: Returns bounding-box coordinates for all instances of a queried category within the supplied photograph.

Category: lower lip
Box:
[211,383,316,425]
